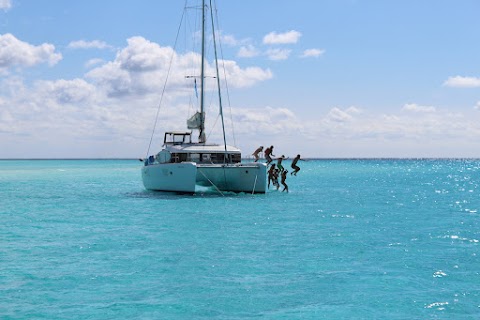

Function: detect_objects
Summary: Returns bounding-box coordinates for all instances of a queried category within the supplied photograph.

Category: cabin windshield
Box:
[164,132,192,145]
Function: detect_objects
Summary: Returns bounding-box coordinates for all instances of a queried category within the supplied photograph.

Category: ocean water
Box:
[1,159,479,319]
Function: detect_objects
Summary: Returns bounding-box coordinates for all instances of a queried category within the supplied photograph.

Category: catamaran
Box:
[141,0,267,194]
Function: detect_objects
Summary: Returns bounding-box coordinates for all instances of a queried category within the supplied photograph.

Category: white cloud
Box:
[218,33,249,46]
[86,36,272,97]
[68,40,111,50]
[0,0,11,11]
[0,33,62,71]
[301,48,325,58]
[85,58,104,69]
[2,71,480,158]
[346,106,361,114]
[34,78,97,104]
[265,48,291,61]
[221,106,303,145]
[325,107,356,123]
[0,75,155,157]
[475,101,480,110]
[237,45,259,58]
[219,60,273,87]
[303,105,480,158]
[85,37,174,97]
[210,31,251,47]
[263,30,302,45]
[220,34,238,46]
[4,33,480,158]
[443,76,480,88]
[115,36,173,72]
[403,103,436,113]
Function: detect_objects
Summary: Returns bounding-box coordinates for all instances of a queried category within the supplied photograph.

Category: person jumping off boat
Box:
[264,146,275,165]
[281,170,289,192]
[252,146,263,162]
[276,155,287,172]
[291,154,304,176]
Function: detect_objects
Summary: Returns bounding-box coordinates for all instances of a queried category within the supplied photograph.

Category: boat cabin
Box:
[167,150,241,164]
[143,131,241,165]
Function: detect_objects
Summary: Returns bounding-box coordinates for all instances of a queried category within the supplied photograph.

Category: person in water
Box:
[267,164,276,189]
[264,146,275,165]
[275,155,287,172]
[291,154,304,176]
[252,146,263,162]
[273,168,280,190]
[281,170,289,192]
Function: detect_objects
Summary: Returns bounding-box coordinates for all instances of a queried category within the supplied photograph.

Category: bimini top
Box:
[163,131,240,154]
[164,131,192,145]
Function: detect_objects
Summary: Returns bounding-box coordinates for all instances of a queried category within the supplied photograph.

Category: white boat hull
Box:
[196,163,267,193]
[142,162,197,193]
[142,162,267,193]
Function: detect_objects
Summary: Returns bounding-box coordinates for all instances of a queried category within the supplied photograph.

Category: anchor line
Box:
[198,169,224,197]
[252,173,258,195]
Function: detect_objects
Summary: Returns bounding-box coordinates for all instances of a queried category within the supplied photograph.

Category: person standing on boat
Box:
[291,154,304,176]
[264,146,275,165]
[281,170,289,192]
[252,146,263,162]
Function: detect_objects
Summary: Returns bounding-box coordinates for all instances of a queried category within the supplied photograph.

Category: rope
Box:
[252,173,258,195]
[198,169,224,196]
[206,113,220,142]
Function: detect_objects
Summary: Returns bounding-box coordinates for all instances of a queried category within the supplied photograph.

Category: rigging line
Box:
[206,113,220,141]
[185,2,195,120]
[146,1,188,158]
[188,1,200,106]
[209,1,230,186]
[213,0,237,147]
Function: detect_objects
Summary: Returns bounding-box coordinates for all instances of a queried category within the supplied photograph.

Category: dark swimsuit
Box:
[291,160,299,171]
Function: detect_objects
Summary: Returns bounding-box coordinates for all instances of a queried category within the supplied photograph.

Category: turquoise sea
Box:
[1,159,479,319]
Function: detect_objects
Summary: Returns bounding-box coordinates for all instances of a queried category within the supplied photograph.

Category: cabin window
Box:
[170,153,179,163]
[170,153,187,163]
[173,135,185,144]
[164,132,192,145]
[168,152,240,164]
[188,153,200,162]
[210,153,224,163]
[232,154,241,163]
[206,153,241,164]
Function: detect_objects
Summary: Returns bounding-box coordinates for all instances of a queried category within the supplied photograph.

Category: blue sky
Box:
[1,0,480,158]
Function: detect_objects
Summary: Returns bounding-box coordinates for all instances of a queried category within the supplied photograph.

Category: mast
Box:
[209,0,228,158]
[198,0,206,143]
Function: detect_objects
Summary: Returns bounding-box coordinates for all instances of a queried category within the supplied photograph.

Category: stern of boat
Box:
[142,162,197,193]
[196,162,267,193]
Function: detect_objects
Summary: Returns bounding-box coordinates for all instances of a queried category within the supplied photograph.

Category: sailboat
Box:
[141,0,267,194]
